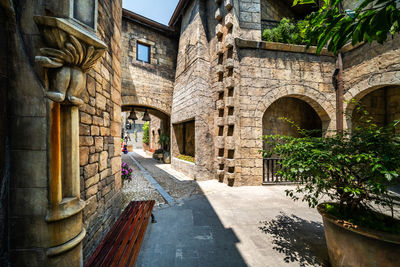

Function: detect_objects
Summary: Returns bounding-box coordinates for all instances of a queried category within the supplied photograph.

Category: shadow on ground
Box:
[259,212,329,267]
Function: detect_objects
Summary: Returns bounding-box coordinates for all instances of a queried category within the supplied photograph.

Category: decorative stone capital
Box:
[34,16,106,105]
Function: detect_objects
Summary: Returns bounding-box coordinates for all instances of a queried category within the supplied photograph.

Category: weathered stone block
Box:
[84,163,99,178]
[99,151,108,171]
[80,147,89,166]
[80,136,94,146]
[85,174,100,189]
[95,137,104,152]
[80,112,92,124]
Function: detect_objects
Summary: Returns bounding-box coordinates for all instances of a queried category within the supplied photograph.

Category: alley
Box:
[122,151,329,267]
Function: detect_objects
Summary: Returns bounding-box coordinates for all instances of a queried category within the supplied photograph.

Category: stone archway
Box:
[343,70,400,129]
[345,85,400,131]
[254,84,334,134]
[122,95,171,117]
[262,97,323,139]
[122,101,171,154]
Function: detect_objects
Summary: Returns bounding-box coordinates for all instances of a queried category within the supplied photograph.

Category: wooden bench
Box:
[85,200,155,267]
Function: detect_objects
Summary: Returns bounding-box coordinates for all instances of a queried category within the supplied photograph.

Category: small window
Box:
[137,42,150,63]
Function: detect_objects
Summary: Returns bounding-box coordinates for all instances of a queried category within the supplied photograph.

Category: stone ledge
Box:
[171,157,195,179]
[236,38,334,57]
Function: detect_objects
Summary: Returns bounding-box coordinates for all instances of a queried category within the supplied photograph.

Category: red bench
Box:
[85,200,155,267]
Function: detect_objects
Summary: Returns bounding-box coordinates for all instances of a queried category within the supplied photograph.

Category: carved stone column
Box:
[34,16,106,266]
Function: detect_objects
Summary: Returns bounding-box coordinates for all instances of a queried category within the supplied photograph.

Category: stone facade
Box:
[1,0,400,265]
[166,0,399,186]
[171,0,215,181]
[1,0,123,265]
[121,10,178,116]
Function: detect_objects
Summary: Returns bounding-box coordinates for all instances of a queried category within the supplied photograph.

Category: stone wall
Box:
[0,5,9,265]
[121,14,177,115]
[261,0,295,21]
[342,35,400,129]
[237,0,262,40]
[236,43,336,185]
[80,0,123,261]
[1,0,123,265]
[351,86,400,129]
[5,0,50,265]
[171,0,214,181]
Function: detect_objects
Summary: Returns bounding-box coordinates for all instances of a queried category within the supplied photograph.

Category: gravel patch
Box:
[121,154,166,209]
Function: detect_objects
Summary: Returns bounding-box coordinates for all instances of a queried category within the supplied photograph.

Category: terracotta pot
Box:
[317,203,400,267]
[142,143,149,151]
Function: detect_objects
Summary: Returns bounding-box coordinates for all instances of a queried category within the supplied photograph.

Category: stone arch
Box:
[343,71,400,129]
[254,84,334,133]
[122,95,171,116]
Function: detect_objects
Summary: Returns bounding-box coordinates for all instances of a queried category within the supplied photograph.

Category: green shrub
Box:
[262,18,310,45]
[177,154,195,163]
[142,122,149,144]
[261,103,400,221]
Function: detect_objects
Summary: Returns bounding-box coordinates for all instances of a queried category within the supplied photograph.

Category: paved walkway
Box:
[122,150,329,266]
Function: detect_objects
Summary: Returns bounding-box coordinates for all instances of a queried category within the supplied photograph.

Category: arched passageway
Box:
[122,105,171,155]
[262,97,323,139]
[262,97,324,183]
[350,86,400,131]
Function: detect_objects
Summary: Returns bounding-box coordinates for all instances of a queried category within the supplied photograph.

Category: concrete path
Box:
[137,181,329,267]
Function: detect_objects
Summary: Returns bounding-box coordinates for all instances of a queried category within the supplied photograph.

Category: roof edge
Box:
[122,9,175,34]
[168,0,191,27]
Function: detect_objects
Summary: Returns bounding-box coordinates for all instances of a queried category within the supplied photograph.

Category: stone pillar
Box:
[33,15,106,266]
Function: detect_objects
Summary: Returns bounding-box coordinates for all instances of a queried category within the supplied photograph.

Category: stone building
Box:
[121,0,400,186]
[1,0,399,266]
[1,0,123,265]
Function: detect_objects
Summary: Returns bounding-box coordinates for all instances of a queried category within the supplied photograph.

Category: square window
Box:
[137,42,150,63]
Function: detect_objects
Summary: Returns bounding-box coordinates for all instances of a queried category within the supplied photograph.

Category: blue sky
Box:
[123,0,180,26]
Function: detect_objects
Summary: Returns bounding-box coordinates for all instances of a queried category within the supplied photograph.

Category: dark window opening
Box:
[218,92,224,100]
[173,120,195,157]
[227,47,234,59]
[218,73,223,82]
[218,148,224,157]
[219,164,225,170]
[218,109,224,117]
[228,87,234,97]
[218,126,224,136]
[137,42,150,63]
[228,167,235,173]
[218,54,224,64]
[227,68,233,77]
[228,107,234,116]
[227,149,234,159]
[227,125,234,136]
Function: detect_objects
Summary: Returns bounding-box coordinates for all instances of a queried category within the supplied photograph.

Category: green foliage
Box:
[158,133,170,151]
[142,122,149,144]
[261,102,400,216]
[177,154,195,163]
[293,0,400,54]
[262,18,310,45]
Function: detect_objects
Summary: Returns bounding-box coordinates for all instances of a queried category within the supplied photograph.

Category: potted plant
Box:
[261,109,400,266]
[158,133,171,164]
[142,122,150,151]
[121,162,133,187]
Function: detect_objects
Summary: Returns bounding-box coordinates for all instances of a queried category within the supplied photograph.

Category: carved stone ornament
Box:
[34,16,107,105]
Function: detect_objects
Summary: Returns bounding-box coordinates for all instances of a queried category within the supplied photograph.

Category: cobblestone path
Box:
[121,150,203,208]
